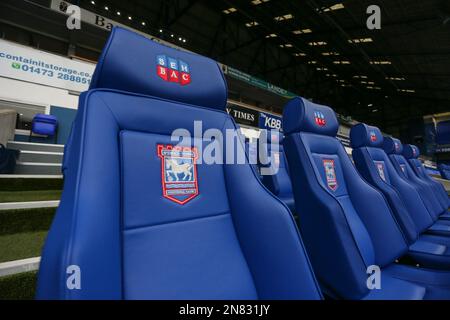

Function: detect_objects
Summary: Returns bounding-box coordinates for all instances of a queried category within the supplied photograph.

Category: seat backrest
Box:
[386,141,443,220]
[260,132,294,207]
[403,145,429,180]
[37,27,321,300]
[403,144,448,211]
[439,164,450,180]
[282,97,407,299]
[437,120,450,145]
[350,125,433,243]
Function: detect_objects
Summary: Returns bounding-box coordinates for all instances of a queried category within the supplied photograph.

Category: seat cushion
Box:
[123,214,257,299]
[408,239,450,269]
[384,264,450,299]
[363,274,426,300]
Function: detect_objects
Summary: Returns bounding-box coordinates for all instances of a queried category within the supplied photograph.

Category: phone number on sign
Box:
[11,62,91,85]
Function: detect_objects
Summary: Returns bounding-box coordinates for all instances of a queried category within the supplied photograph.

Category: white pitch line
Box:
[0,257,41,277]
[0,200,59,210]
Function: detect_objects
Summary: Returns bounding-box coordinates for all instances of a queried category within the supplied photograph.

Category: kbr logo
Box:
[370,131,377,142]
[156,55,191,86]
[314,111,326,127]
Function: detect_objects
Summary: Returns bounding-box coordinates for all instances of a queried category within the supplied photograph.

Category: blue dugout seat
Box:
[385,141,449,223]
[351,124,450,269]
[384,141,450,224]
[36,27,322,300]
[403,144,450,211]
[439,164,450,180]
[282,96,450,299]
[260,132,296,212]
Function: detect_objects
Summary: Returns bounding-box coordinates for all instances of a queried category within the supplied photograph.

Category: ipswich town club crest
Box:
[314,111,326,127]
[376,162,387,182]
[156,55,191,86]
[400,164,407,175]
[370,131,377,142]
[157,145,199,205]
[323,159,338,191]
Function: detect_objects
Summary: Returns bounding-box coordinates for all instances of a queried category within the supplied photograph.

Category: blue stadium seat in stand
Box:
[283,96,450,300]
[403,144,450,212]
[260,132,296,212]
[351,124,450,269]
[36,27,322,300]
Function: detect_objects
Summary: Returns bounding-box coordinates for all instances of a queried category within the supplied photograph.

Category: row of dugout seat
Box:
[37,27,450,300]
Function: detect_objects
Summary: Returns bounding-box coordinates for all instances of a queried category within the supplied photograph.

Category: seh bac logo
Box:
[314,111,326,127]
[370,131,377,142]
[157,145,199,205]
[156,55,191,86]
[323,159,338,191]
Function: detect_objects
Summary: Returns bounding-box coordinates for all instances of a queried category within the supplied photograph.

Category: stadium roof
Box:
[2,0,450,134]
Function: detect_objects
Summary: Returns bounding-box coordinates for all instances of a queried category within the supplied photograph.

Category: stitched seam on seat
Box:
[216,116,260,298]
[91,28,115,88]
[63,92,91,299]
[409,250,446,257]
[65,92,121,299]
[89,88,229,116]
[389,274,450,288]
[123,211,231,232]
[119,131,126,299]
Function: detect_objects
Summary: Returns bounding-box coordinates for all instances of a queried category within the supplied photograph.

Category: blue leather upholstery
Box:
[244,137,261,179]
[439,164,450,180]
[351,125,450,269]
[37,27,322,300]
[260,132,295,212]
[283,96,450,299]
[385,141,447,222]
[403,145,450,211]
[90,29,227,110]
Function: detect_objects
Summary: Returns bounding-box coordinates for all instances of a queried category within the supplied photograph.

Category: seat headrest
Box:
[282,97,339,136]
[403,144,420,159]
[90,27,227,110]
[382,137,403,155]
[349,123,383,148]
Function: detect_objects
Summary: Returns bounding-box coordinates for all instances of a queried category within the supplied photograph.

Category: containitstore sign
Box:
[0,39,95,92]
